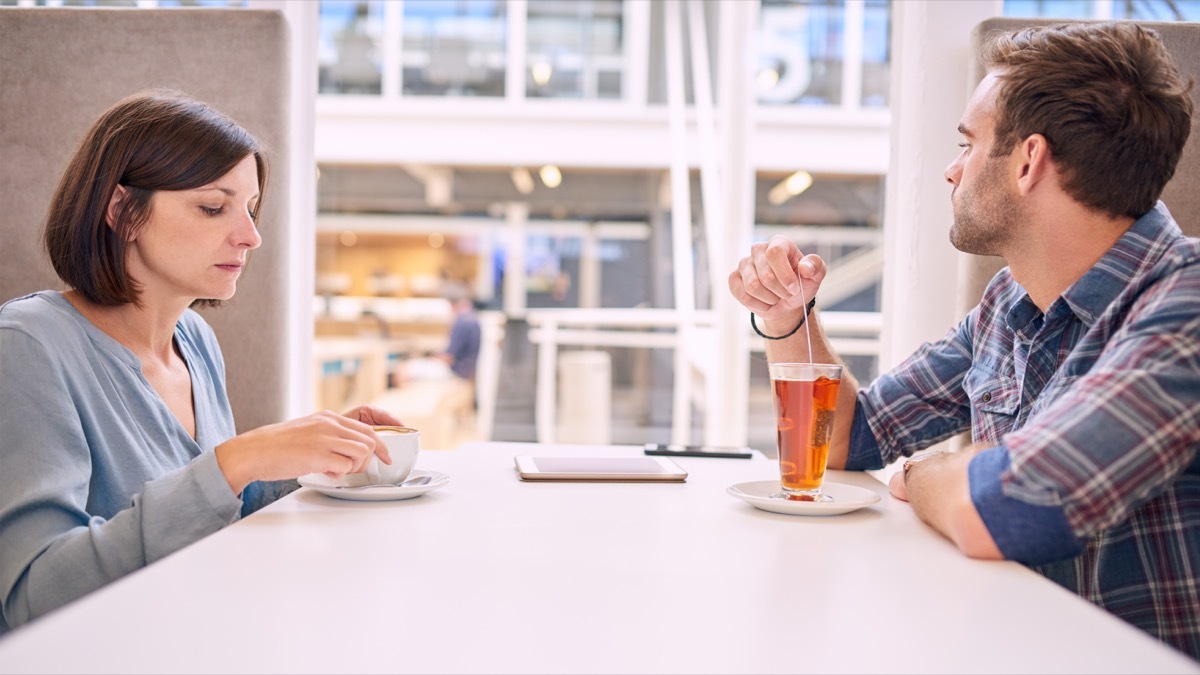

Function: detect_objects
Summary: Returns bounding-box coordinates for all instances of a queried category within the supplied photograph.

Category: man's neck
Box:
[1006,204,1135,312]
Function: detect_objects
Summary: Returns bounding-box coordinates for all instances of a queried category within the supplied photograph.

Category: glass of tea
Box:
[768,363,843,502]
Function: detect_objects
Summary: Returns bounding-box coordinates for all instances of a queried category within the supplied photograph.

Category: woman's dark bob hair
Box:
[43,89,268,307]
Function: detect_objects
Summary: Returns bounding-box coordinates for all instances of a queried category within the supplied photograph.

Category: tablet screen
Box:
[532,457,674,475]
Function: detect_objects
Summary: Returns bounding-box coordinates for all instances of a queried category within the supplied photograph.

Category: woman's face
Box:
[124,154,262,307]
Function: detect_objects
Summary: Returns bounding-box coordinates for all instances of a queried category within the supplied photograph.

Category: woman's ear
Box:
[105,185,129,234]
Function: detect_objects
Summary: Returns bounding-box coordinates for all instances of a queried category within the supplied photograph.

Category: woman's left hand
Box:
[342,405,404,428]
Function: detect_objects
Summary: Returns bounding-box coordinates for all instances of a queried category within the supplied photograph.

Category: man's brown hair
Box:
[43,90,268,307]
[983,21,1193,219]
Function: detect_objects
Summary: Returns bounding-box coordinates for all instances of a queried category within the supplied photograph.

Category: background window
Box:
[402,0,508,97]
[525,0,625,100]
[319,0,385,95]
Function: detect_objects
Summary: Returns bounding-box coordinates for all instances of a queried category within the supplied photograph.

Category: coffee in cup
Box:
[343,425,420,487]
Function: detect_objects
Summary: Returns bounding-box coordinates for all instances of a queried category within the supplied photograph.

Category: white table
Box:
[0,442,1195,674]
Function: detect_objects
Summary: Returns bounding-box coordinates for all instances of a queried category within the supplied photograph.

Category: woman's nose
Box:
[235,211,262,249]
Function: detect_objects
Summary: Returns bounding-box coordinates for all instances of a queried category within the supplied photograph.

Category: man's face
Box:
[944,72,1024,256]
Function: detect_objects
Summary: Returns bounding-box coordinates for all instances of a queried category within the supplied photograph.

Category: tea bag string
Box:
[797,276,814,364]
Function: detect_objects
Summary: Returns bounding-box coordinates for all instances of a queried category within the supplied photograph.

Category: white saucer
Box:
[727,480,880,516]
[298,469,449,502]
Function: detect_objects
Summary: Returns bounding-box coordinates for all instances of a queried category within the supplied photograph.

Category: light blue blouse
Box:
[0,291,272,632]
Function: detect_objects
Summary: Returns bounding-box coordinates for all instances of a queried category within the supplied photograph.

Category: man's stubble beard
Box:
[949,155,1023,257]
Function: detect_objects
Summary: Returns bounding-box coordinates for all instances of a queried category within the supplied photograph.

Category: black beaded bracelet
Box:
[750,297,817,340]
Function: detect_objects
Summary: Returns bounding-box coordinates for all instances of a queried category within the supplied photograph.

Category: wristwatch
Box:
[902,450,946,481]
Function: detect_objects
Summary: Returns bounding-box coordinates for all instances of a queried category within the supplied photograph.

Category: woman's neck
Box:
[62,290,188,365]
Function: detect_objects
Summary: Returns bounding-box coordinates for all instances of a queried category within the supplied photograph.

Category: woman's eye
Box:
[200,205,224,216]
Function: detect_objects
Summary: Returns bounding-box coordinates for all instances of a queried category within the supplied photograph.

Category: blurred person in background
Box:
[436,282,481,383]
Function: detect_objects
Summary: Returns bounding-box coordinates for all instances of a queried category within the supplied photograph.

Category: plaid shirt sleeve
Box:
[846,310,977,470]
[999,274,1200,543]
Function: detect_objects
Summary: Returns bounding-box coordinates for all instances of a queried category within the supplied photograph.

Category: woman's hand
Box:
[214,409,397,496]
[341,404,404,428]
[728,235,827,327]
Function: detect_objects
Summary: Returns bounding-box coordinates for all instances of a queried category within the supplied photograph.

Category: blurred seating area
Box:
[313,294,504,449]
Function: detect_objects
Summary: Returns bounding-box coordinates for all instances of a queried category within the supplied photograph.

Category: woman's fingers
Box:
[341,404,404,428]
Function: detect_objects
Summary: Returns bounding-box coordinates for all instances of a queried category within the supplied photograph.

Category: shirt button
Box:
[981,392,993,403]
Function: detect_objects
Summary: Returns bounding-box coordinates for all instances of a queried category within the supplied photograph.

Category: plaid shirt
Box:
[846,203,1200,658]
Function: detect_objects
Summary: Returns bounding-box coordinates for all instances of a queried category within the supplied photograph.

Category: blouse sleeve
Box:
[0,325,242,629]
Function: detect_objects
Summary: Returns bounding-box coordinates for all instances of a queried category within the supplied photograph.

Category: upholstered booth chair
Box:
[0,8,292,432]
[957,18,1200,317]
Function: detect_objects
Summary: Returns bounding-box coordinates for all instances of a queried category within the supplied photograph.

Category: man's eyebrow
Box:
[957,123,974,137]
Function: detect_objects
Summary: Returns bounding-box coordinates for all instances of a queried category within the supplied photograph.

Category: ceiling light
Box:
[767,170,813,206]
[531,61,553,86]
[428,232,445,249]
[510,167,535,195]
[756,67,780,91]
[339,231,357,247]
[539,165,562,189]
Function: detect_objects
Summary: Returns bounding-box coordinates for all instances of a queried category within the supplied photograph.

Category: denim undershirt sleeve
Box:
[844,405,885,471]
[969,445,1083,565]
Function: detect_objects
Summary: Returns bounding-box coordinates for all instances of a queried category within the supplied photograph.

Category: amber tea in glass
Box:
[768,363,843,501]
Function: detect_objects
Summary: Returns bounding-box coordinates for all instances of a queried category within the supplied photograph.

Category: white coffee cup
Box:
[344,426,420,487]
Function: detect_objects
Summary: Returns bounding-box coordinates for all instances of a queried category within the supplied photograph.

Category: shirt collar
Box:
[1055,201,1182,328]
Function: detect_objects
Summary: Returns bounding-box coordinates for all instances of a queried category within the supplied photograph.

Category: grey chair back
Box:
[0,8,292,432]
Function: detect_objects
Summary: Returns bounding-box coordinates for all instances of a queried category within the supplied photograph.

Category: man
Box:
[729,22,1198,658]
[437,283,481,382]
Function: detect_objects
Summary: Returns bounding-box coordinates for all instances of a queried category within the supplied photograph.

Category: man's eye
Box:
[200,206,224,216]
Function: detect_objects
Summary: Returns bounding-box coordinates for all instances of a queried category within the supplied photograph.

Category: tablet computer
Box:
[514,456,688,482]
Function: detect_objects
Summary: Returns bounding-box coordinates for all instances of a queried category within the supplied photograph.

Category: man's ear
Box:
[1015,133,1052,196]
[105,185,130,235]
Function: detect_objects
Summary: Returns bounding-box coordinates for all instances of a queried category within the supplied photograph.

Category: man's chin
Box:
[949,224,998,257]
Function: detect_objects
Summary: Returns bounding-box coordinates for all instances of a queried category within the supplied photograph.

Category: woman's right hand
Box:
[728,235,827,327]
[213,410,388,496]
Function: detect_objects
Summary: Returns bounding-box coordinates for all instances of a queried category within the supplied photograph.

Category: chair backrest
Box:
[0,8,292,432]
[957,18,1200,318]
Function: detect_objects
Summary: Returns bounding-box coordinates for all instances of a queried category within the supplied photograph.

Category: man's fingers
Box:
[764,237,803,296]
[728,270,775,314]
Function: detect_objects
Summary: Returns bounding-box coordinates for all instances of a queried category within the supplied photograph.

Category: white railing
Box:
[525,308,880,445]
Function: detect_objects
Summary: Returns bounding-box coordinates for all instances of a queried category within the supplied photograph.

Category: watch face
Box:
[904,450,947,478]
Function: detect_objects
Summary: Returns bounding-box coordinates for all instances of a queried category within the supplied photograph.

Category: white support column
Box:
[535,320,559,443]
[506,0,529,103]
[382,0,402,98]
[624,0,651,107]
[841,0,865,110]
[664,0,696,445]
[250,0,318,419]
[474,234,496,304]
[708,0,758,448]
[504,202,529,319]
[880,0,1001,372]
[579,225,601,309]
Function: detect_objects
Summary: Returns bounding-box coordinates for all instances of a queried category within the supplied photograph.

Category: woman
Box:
[0,91,400,631]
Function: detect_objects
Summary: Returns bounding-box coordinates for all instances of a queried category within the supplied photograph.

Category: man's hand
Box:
[892,447,1003,560]
[728,235,827,331]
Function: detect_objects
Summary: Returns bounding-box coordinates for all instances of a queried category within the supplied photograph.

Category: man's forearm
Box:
[904,447,1003,560]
